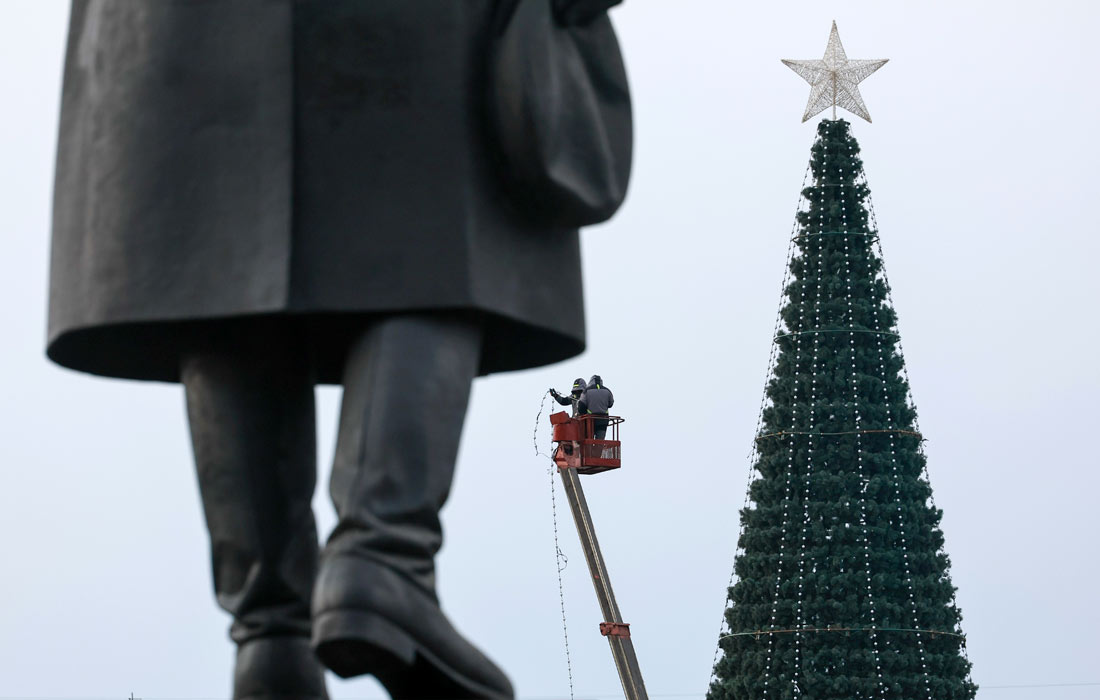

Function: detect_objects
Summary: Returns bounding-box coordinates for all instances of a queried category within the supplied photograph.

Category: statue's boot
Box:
[182,333,328,700]
[234,636,328,700]
[311,316,514,700]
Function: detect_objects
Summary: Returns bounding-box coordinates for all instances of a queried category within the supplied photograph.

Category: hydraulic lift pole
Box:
[558,462,649,700]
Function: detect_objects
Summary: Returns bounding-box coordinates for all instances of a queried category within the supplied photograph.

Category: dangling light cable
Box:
[760,188,816,700]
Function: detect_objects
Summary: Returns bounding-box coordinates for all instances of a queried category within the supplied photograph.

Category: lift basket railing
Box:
[550,412,623,474]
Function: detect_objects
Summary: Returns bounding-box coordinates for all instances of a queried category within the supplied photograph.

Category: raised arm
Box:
[550,388,572,406]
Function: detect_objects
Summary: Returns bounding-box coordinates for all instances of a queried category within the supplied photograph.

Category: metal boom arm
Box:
[558,464,648,700]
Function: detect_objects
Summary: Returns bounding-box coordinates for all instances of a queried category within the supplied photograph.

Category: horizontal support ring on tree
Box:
[755,428,924,442]
[773,329,900,342]
[792,231,879,243]
[720,626,964,640]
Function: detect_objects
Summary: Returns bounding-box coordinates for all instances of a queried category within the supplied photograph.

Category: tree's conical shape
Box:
[708,120,976,700]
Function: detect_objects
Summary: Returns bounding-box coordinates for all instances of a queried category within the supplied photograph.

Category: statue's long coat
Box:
[48,0,585,383]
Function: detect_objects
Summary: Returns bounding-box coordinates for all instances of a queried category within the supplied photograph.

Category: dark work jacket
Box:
[579,377,613,415]
[553,392,584,416]
[47,0,589,383]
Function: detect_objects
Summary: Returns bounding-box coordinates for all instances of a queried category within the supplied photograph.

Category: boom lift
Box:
[549,411,648,700]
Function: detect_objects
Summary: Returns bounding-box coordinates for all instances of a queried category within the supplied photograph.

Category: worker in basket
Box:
[550,377,588,416]
[579,374,614,439]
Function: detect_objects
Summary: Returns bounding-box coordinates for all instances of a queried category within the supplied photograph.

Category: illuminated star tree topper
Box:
[782,21,887,123]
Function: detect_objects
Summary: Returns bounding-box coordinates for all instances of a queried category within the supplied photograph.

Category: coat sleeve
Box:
[553,0,623,25]
[607,389,614,408]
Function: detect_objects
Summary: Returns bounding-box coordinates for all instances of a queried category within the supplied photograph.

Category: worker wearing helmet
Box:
[550,377,588,416]
[579,374,614,439]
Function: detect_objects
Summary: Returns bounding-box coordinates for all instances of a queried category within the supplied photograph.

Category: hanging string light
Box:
[838,164,889,699]
[758,172,819,700]
[709,164,810,689]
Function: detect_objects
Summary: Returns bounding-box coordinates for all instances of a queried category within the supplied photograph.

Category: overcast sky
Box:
[2,1,1098,699]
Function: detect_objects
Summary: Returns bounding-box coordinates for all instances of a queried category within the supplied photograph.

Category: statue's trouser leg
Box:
[182,333,327,700]
[312,314,514,699]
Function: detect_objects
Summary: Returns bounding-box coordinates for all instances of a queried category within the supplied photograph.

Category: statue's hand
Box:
[552,0,623,26]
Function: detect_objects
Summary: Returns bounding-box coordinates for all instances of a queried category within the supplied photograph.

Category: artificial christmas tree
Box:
[707,118,977,700]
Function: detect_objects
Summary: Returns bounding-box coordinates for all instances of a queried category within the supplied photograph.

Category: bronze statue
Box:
[47,1,630,698]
